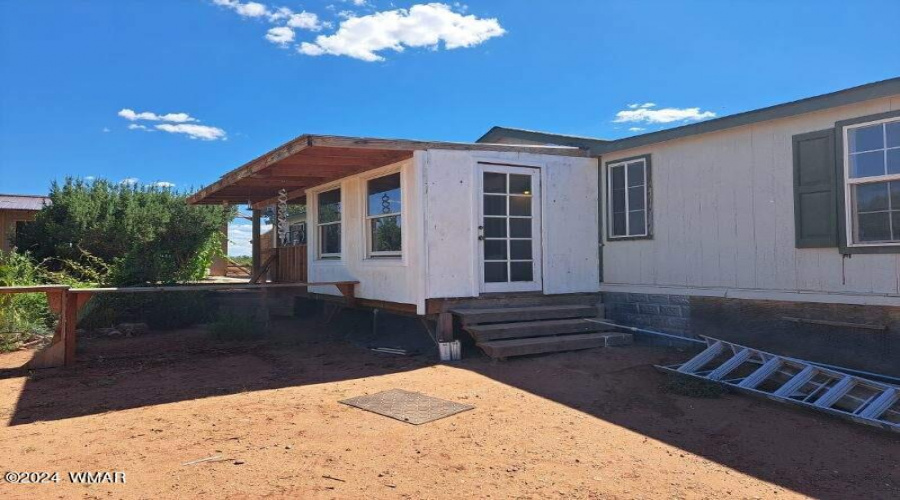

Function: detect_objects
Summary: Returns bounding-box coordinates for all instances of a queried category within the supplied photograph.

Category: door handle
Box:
[478,225,484,241]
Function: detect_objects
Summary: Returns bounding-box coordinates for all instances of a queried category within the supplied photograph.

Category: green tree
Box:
[16,178,234,286]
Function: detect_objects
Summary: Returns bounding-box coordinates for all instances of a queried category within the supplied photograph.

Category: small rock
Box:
[233,460,245,465]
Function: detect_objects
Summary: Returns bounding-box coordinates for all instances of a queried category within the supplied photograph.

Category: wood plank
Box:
[436,312,454,342]
[478,332,632,358]
[0,285,69,293]
[451,304,596,325]
[466,318,612,342]
[66,281,359,293]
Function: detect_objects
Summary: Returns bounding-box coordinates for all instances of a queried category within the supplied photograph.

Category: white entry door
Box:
[478,164,543,293]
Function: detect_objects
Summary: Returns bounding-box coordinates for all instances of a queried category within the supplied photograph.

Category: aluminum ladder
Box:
[657,337,900,433]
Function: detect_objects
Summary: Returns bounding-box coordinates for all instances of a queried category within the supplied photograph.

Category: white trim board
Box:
[599,283,900,307]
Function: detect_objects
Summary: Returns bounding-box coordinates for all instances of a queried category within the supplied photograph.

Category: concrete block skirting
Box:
[602,291,900,378]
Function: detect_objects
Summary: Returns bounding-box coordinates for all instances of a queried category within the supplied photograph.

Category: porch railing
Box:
[263,245,307,283]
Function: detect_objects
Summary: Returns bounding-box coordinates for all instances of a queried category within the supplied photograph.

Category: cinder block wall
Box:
[603,292,900,378]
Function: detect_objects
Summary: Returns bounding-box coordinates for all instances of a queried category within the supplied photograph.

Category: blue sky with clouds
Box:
[1,0,898,254]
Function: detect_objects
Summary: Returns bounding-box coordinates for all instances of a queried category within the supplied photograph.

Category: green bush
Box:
[16,178,233,286]
[0,251,54,351]
[8,178,235,335]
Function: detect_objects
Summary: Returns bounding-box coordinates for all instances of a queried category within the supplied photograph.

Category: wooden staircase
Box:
[450,297,632,359]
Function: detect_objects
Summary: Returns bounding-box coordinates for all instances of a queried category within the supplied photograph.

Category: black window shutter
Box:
[792,129,838,248]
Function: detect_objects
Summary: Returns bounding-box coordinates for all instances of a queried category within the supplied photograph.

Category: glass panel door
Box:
[479,165,542,293]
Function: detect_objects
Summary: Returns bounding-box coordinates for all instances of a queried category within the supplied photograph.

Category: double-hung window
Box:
[608,156,651,239]
[317,188,341,258]
[366,172,402,256]
[844,118,900,246]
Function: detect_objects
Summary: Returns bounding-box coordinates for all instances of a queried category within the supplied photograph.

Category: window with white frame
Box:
[366,172,402,256]
[608,156,650,239]
[844,118,900,245]
[317,188,341,258]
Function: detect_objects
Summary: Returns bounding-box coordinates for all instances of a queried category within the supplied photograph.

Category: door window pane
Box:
[484,240,507,260]
[850,151,886,178]
[509,196,531,216]
[367,173,401,216]
[510,262,533,282]
[484,217,506,238]
[483,195,506,215]
[509,174,531,194]
[370,216,401,252]
[509,218,532,238]
[891,181,900,207]
[510,240,532,260]
[483,172,506,193]
[849,124,884,152]
[858,212,890,242]
[484,262,508,283]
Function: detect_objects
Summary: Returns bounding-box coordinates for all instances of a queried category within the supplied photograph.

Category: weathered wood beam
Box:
[251,209,262,274]
[251,188,307,210]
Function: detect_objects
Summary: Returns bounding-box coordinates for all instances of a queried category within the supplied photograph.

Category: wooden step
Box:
[466,318,615,342]
[451,305,597,325]
[478,332,633,359]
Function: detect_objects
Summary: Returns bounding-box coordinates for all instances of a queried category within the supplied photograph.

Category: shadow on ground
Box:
[2,308,897,499]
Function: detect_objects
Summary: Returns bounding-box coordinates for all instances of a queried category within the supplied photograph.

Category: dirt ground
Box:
[0,317,897,499]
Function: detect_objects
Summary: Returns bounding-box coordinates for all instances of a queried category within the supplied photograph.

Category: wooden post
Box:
[63,292,79,367]
[436,312,454,342]
[251,208,262,276]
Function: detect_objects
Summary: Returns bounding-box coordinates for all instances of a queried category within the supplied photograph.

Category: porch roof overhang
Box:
[187,134,588,209]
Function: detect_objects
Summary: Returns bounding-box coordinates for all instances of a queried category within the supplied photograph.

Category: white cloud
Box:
[84,176,96,181]
[102,127,111,133]
[628,127,646,132]
[120,178,139,186]
[155,123,227,141]
[228,221,272,257]
[286,11,324,30]
[614,103,716,124]
[153,181,176,188]
[214,0,270,18]
[120,108,226,140]
[298,3,505,62]
[118,108,198,123]
[266,26,295,45]
[214,1,326,45]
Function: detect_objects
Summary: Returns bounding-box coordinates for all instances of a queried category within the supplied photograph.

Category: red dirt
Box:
[0,319,897,499]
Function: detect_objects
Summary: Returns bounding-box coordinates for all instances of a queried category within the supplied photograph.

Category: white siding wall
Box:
[601,96,900,305]
[306,156,426,312]
[423,149,600,299]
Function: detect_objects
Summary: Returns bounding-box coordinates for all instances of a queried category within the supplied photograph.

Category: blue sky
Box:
[1,0,898,254]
